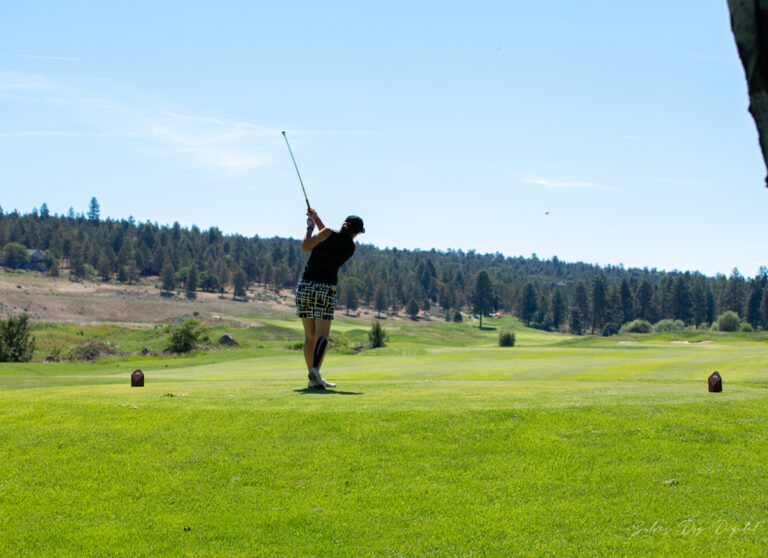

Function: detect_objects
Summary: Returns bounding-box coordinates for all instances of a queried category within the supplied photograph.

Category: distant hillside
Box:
[1,203,766,334]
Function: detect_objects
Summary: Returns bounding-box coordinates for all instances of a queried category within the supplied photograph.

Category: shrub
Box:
[165,319,208,353]
[740,322,754,332]
[716,311,740,332]
[406,298,420,319]
[653,319,686,332]
[0,313,36,362]
[499,331,516,347]
[619,319,653,334]
[368,320,387,348]
[2,242,29,269]
[452,311,463,323]
[68,341,118,361]
[200,271,219,292]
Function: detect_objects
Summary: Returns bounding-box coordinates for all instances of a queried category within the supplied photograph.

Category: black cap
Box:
[345,215,365,234]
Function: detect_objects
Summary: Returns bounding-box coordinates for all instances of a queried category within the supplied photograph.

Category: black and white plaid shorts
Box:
[295,280,338,320]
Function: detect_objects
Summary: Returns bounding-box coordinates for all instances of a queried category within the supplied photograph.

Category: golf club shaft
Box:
[281,131,311,210]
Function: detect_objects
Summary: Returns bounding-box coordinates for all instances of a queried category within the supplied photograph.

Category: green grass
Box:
[2,318,767,556]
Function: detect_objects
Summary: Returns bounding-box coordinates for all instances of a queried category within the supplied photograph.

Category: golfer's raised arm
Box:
[302,210,331,251]
[307,208,325,230]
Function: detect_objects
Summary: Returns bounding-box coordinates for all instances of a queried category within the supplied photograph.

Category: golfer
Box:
[296,208,364,389]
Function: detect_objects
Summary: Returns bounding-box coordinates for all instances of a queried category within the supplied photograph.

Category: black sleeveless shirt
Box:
[301,231,356,285]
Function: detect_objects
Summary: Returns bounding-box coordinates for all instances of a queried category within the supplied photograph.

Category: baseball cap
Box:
[345,215,365,234]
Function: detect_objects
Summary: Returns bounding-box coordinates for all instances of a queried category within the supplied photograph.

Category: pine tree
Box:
[406,298,420,319]
[535,293,549,328]
[673,275,693,324]
[604,283,623,335]
[590,275,608,334]
[570,281,589,335]
[161,260,176,293]
[551,288,566,331]
[390,292,400,316]
[186,264,198,296]
[233,268,247,299]
[262,262,273,292]
[87,197,100,222]
[374,284,388,318]
[761,288,768,330]
[471,270,494,328]
[746,281,763,328]
[368,320,387,348]
[151,248,166,276]
[619,279,633,324]
[344,284,359,315]
[520,282,537,325]
[48,258,59,277]
[70,255,86,281]
[98,253,111,281]
[634,277,655,322]
[215,258,229,295]
[273,263,289,293]
[725,268,746,316]
[692,276,709,326]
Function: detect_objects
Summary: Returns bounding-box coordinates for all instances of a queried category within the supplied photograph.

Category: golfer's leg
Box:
[301,318,316,372]
[312,319,332,371]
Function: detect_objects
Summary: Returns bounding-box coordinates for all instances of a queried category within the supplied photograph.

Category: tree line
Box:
[2,200,767,334]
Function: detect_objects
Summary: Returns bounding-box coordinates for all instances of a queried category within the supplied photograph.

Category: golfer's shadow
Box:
[294,388,363,395]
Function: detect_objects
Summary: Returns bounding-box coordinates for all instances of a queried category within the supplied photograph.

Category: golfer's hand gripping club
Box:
[307,207,319,230]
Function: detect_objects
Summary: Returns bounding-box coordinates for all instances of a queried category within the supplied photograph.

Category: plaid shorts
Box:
[295,280,338,320]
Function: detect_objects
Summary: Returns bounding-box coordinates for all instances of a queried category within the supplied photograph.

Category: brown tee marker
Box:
[131,369,145,387]
[708,371,722,393]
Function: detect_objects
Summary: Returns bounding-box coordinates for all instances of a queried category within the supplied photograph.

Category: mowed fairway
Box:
[1,319,767,556]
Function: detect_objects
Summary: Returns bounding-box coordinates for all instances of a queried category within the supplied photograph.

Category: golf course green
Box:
[2,317,766,556]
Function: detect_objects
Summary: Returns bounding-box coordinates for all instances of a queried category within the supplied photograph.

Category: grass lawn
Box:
[1,318,767,556]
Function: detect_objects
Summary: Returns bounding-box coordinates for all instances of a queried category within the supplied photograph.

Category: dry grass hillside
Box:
[0,270,420,327]
[0,270,300,326]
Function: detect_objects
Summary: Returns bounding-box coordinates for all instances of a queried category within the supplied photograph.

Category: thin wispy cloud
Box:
[0,75,280,174]
[2,72,370,175]
[0,131,124,137]
[162,112,371,136]
[163,111,273,133]
[143,112,277,172]
[657,178,691,185]
[16,55,78,62]
[523,177,616,191]
[0,71,52,90]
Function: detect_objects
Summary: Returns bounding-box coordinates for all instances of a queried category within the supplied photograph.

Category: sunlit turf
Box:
[2,318,767,556]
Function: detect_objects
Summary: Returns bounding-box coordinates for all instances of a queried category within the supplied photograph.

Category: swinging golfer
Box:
[296,208,364,389]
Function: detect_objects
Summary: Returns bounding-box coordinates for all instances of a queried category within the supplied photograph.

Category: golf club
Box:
[281,131,311,211]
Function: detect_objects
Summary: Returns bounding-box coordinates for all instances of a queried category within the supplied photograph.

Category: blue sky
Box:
[1,1,766,277]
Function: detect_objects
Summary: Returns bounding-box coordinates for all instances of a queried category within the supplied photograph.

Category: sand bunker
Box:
[670,340,713,345]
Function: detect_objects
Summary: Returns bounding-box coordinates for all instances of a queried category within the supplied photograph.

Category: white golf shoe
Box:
[307,377,325,389]
[308,367,336,389]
